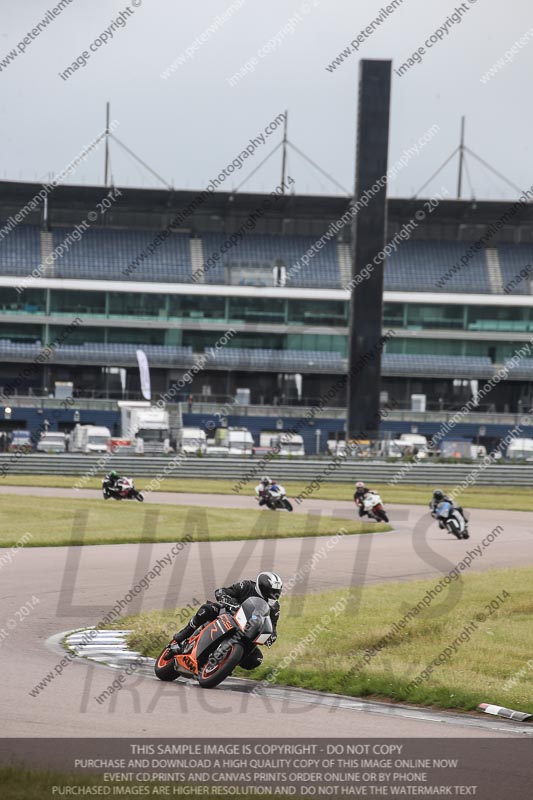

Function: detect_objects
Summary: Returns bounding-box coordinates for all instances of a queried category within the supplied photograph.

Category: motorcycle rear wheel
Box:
[154,645,179,681]
[197,640,244,689]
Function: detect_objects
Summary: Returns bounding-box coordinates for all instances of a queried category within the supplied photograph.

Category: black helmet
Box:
[256,572,283,608]
[433,489,444,501]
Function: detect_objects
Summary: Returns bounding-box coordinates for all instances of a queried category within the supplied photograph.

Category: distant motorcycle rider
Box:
[429,489,466,530]
[102,470,121,494]
[170,572,283,669]
[354,481,374,518]
[255,475,274,507]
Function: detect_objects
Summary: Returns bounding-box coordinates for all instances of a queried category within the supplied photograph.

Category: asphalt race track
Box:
[1,486,532,739]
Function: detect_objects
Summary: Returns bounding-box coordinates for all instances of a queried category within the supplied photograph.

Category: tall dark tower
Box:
[346,59,392,440]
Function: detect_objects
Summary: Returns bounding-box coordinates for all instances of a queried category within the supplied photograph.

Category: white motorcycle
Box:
[102,476,144,502]
[260,484,293,512]
[362,492,389,522]
[434,501,469,540]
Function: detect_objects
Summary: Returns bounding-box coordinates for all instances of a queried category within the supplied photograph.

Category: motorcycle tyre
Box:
[197,641,244,689]
[154,645,179,681]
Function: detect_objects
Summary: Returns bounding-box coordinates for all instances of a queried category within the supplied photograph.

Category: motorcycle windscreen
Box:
[237,597,272,641]
[195,613,237,661]
[437,501,452,516]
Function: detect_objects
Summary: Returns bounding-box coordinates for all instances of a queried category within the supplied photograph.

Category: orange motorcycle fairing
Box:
[217,613,235,632]
[173,626,206,675]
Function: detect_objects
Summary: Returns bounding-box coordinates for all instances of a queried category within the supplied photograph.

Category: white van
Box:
[211,427,254,455]
[36,432,66,453]
[390,434,428,459]
[178,427,207,454]
[506,438,533,461]
[71,425,111,454]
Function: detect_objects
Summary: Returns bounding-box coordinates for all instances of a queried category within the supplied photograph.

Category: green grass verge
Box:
[110,567,533,714]
[0,494,387,547]
[2,474,533,511]
[0,766,279,800]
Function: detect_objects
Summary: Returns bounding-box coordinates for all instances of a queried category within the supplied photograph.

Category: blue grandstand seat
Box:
[201,233,342,288]
[0,340,195,368]
[51,228,192,282]
[498,245,533,295]
[384,241,491,294]
[203,347,345,372]
[0,225,41,274]
[381,353,493,379]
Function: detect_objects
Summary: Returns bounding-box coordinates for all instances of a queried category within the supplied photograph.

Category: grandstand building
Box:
[1,180,533,447]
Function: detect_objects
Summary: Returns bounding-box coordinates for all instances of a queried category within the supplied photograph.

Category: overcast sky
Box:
[2,0,531,201]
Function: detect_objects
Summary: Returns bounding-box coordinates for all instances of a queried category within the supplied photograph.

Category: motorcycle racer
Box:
[255,475,274,507]
[169,572,283,669]
[102,470,121,495]
[354,481,375,518]
[429,489,467,530]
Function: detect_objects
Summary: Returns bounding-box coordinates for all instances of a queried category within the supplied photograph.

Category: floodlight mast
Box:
[104,101,110,188]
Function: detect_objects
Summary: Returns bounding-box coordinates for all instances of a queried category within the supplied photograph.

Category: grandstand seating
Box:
[384,241,492,294]
[205,347,345,372]
[0,341,195,368]
[498,245,533,295]
[381,353,494,379]
[51,228,192,282]
[0,339,503,379]
[201,232,342,288]
[0,225,41,274]
[2,226,533,296]
[503,356,533,378]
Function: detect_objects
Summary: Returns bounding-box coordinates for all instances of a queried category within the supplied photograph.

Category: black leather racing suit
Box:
[103,474,120,495]
[174,580,280,670]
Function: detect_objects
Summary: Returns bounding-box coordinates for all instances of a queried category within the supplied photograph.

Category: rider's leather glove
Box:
[216,594,239,609]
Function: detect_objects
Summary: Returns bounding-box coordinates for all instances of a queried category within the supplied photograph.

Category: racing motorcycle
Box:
[261,484,293,512]
[154,597,273,689]
[102,476,144,502]
[361,492,389,522]
[434,500,469,540]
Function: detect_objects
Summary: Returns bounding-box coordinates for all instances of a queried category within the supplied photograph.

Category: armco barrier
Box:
[1,454,533,486]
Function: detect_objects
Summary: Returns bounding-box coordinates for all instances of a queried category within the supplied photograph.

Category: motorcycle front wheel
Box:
[447,520,462,540]
[154,645,179,681]
[282,498,293,512]
[197,640,244,689]
[134,491,144,502]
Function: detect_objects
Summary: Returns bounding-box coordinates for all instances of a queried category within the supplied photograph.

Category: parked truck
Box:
[178,427,207,455]
[274,432,305,456]
[71,425,111,454]
[506,437,533,461]
[210,427,254,455]
[118,402,171,455]
[9,430,32,452]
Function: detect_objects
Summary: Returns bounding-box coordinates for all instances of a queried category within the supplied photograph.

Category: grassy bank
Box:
[112,566,533,714]
[0,495,386,547]
[0,766,277,800]
[2,474,533,510]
